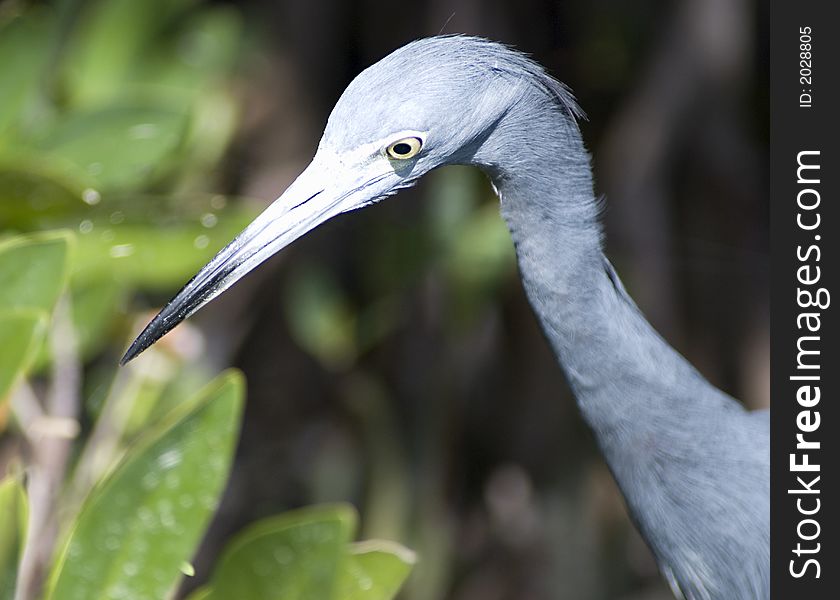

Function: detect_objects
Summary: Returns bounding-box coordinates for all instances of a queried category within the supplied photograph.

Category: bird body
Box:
[123,36,770,599]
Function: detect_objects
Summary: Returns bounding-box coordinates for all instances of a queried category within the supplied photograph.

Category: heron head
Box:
[121,36,549,363]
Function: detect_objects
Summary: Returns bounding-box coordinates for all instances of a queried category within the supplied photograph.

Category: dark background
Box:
[183,1,770,599]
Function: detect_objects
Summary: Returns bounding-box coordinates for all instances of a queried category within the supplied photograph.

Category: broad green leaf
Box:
[0,231,72,313]
[140,6,243,175]
[336,541,416,600]
[34,106,189,191]
[0,476,29,600]
[136,5,242,99]
[70,278,125,359]
[71,200,258,289]
[0,177,258,291]
[203,505,357,600]
[0,310,48,401]
[0,10,52,142]
[0,160,93,230]
[63,0,198,106]
[46,370,245,600]
[181,88,239,181]
[123,367,210,441]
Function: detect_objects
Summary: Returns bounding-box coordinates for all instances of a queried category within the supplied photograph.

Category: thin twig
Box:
[15,295,81,600]
[9,383,44,442]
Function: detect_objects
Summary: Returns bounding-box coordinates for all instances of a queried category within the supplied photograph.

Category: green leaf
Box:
[70,198,258,289]
[336,541,416,600]
[0,310,48,401]
[34,106,189,191]
[46,370,245,600]
[136,5,242,99]
[181,88,239,181]
[203,505,357,600]
[143,6,243,174]
[70,278,125,359]
[0,160,93,231]
[63,0,198,106]
[0,476,29,600]
[0,176,259,291]
[123,368,210,441]
[0,231,72,313]
[0,10,52,143]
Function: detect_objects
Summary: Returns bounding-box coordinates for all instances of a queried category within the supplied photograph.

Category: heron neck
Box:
[476,107,725,437]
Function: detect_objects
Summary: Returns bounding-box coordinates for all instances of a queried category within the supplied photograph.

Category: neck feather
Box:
[470,96,733,439]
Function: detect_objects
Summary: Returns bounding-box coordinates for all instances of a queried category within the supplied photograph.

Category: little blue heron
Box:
[122,36,769,599]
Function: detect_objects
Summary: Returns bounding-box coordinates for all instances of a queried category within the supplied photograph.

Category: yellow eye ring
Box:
[385,137,423,160]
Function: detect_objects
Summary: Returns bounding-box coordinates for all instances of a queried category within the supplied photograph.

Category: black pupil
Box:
[392,142,412,155]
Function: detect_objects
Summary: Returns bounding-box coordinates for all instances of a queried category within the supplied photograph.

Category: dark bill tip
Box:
[119,323,162,365]
[119,313,175,365]
[119,297,195,365]
[119,259,233,365]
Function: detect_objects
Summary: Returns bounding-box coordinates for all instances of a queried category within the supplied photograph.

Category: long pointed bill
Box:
[120,155,391,364]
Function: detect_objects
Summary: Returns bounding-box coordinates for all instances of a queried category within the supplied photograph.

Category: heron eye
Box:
[386,137,422,160]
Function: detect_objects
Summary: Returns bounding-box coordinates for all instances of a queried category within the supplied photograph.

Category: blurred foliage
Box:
[0,231,69,400]
[191,505,414,600]
[45,370,245,600]
[0,0,258,361]
[0,476,28,598]
[0,1,413,599]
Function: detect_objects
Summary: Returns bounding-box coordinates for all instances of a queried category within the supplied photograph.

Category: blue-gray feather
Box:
[322,36,769,599]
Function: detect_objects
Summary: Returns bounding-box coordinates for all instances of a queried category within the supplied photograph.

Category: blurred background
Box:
[0,0,769,598]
